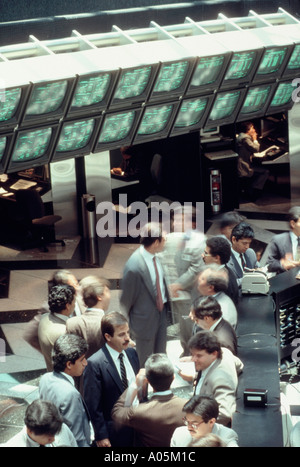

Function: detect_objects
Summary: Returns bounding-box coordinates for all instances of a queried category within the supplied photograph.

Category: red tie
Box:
[153,256,164,312]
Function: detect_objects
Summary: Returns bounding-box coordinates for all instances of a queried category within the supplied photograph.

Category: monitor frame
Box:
[203,88,247,128]
[19,77,76,128]
[5,123,60,174]
[50,116,103,163]
[132,101,180,145]
[265,79,297,116]
[0,84,31,133]
[147,58,196,103]
[169,94,215,138]
[282,42,300,80]
[93,107,143,153]
[0,132,15,174]
[236,82,277,123]
[107,63,160,111]
[65,70,120,119]
[219,48,264,90]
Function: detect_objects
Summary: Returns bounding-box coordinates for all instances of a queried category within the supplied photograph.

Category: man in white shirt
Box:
[171,394,238,447]
[83,312,140,447]
[1,399,77,447]
[39,334,91,447]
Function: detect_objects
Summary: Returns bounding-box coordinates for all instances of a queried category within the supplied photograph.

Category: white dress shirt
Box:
[140,245,167,304]
[105,343,136,387]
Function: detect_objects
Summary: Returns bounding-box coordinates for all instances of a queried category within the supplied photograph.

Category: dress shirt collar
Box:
[61,371,75,386]
[150,389,173,398]
[210,317,222,331]
[105,342,125,362]
[53,313,69,322]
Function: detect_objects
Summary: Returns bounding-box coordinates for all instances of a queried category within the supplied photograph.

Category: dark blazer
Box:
[225,265,240,306]
[193,318,238,356]
[266,232,293,273]
[227,248,259,280]
[83,345,140,447]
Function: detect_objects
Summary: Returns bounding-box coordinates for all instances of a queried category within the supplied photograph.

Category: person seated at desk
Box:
[111,146,141,180]
[267,206,300,274]
[236,121,270,201]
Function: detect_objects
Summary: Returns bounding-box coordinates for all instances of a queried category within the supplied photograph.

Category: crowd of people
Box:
[2,204,300,448]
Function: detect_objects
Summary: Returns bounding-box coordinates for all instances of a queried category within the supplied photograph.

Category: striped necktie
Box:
[119,353,128,390]
[240,253,246,270]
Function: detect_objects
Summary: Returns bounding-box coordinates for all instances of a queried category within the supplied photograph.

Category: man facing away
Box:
[38,284,76,371]
[120,222,170,366]
[111,353,187,447]
[66,275,111,358]
[39,334,91,447]
[83,311,140,447]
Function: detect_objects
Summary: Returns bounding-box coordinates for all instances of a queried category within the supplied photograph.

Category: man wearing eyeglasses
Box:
[170,395,238,447]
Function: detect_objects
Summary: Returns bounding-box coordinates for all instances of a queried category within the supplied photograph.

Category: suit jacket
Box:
[66,308,105,358]
[227,248,259,280]
[194,348,243,426]
[111,391,187,447]
[266,232,293,273]
[214,292,238,330]
[39,371,91,447]
[1,424,78,448]
[225,265,240,306]
[83,345,140,446]
[120,247,170,339]
[37,313,67,371]
[213,318,238,356]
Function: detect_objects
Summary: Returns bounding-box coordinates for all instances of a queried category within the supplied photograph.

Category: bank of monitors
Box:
[204,89,246,128]
[5,124,59,173]
[186,53,231,96]
[108,64,159,110]
[148,58,195,103]
[20,78,76,127]
[0,85,31,132]
[93,108,142,152]
[51,117,102,162]
[236,83,276,122]
[132,102,180,145]
[220,49,263,90]
[282,43,300,79]
[169,95,214,137]
[66,70,119,119]
[265,80,296,116]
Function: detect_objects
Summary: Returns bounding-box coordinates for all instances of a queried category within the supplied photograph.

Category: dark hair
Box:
[140,222,164,248]
[239,121,254,134]
[188,330,222,359]
[25,400,63,436]
[48,284,76,314]
[219,211,245,230]
[145,353,174,392]
[192,296,222,321]
[101,311,128,340]
[206,236,231,264]
[52,334,88,372]
[80,276,110,308]
[183,395,219,423]
[231,221,254,242]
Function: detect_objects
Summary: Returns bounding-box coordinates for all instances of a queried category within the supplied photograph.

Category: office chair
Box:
[15,189,65,252]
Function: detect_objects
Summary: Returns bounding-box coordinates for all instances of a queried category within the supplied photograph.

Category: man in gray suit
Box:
[39,334,91,447]
[267,206,300,274]
[187,330,243,426]
[227,222,259,285]
[120,222,169,366]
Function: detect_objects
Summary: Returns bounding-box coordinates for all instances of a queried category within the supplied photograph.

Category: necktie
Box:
[119,353,128,390]
[240,253,246,270]
[153,256,164,312]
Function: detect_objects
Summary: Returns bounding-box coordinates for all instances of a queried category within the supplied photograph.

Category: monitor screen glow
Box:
[170,96,213,137]
[133,102,179,144]
[0,87,22,123]
[188,54,227,93]
[237,84,273,121]
[149,59,193,101]
[52,118,97,161]
[205,89,244,127]
[223,51,257,82]
[266,81,295,114]
[284,43,300,77]
[256,47,289,78]
[70,73,111,110]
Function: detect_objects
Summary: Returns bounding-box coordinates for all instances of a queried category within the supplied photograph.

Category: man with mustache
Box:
[83,312,140,447]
